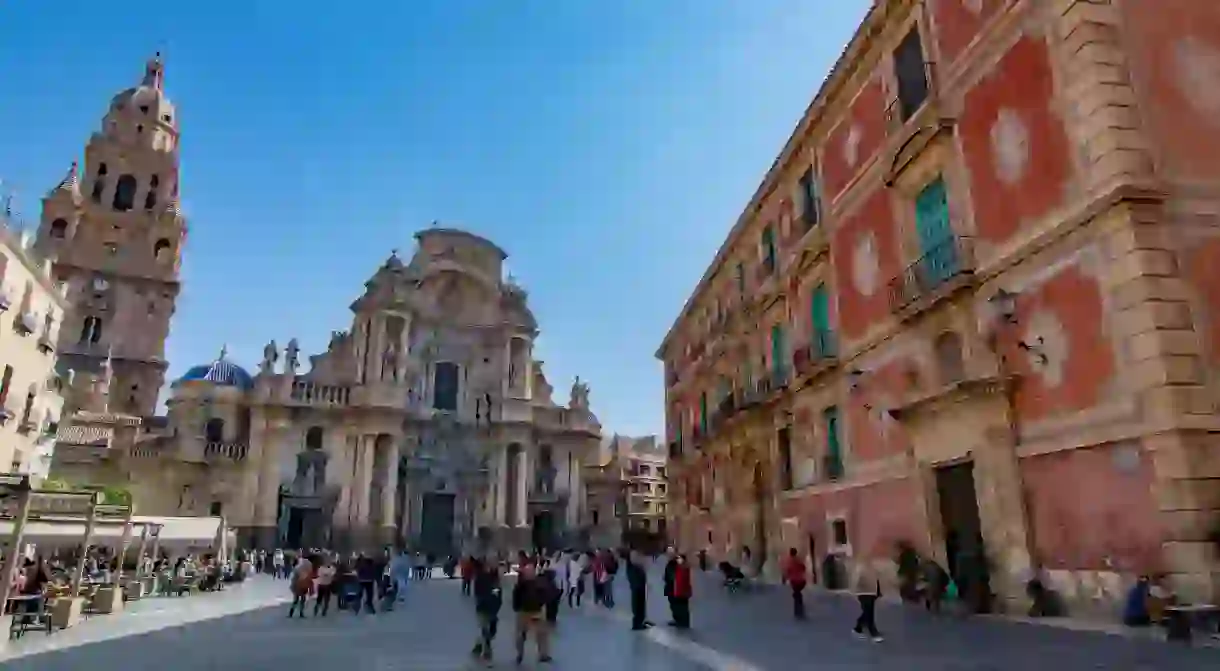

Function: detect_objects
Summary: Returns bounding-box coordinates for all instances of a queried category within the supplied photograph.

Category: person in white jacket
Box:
[851,559,884,641]
[552,552,572,606]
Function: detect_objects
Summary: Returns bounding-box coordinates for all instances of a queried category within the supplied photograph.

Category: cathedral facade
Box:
[45,57,603,555]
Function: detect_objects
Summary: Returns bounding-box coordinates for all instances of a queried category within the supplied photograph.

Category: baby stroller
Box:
[335,572,362,613]
[719,561,746,592]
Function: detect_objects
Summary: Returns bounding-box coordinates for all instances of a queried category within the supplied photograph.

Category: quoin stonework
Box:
[658,0,1220,612]
[42,57,604,556]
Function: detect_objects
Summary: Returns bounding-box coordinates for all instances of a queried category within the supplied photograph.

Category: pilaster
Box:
[1050,0,1155,189]
[380,438,400,532]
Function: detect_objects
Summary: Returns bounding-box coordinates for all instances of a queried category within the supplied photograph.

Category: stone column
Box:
[518,445,531,527]
[253,421,282,549]
[353,435,374,546]
[379,437,400,546]
[495,447,508,525]
[235,411,265,533]
[326,425,351,547]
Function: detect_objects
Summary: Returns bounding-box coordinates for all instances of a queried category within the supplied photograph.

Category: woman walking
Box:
[670,554,692,629]
[287,554,315,619]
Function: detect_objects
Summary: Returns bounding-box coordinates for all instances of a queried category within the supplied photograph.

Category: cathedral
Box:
[42,56,604,555]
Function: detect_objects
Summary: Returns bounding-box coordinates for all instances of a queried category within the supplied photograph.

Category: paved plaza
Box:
[5,571,1220,670]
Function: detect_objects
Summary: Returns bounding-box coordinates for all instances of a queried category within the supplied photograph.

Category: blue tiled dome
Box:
[177,348,254,390]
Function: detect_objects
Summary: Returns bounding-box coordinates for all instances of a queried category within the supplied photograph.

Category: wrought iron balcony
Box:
[885,62,938,133]
[822,453,844,482]
[888,236,975,317]
[794,331,838,377]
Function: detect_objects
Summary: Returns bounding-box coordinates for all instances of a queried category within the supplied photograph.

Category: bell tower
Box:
[34,54,186,416]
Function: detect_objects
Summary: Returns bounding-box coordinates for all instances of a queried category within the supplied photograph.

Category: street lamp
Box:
[987,289,1048,365]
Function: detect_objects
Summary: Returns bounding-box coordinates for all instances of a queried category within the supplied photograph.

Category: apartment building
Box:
[583,434,669,546]
[0,216,69,482]
[658,0,1220,612]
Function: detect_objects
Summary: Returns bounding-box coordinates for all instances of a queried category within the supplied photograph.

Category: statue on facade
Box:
[570,376,590,411]
[284,338,300,374]
[260,340,279,375]
[536,448,557,495]
[293,444,329,497]
[382,345,400,382]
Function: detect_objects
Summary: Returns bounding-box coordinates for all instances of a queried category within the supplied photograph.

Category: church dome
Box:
[177,348,253,390]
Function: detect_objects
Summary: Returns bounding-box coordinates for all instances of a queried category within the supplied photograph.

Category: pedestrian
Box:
[390,547,412,602]
[287,554,314,619]
[552,551,571,608]
[354,552,378,614]
[850,558,884,642]
[626,549,650,631]
[512,564,553,665]
[784,548,808,620]
[601,549,619,608]
[460,555,474,596]
[272,548,285,579]
[471,558,502,665]
[541,561,561,626]
[314,556,336,617]
[670,553,692,629]
[569,551,586,607]
[591,551,606,605]
[662,547,679,626]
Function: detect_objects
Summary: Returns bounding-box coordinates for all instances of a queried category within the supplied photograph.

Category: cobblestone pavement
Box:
[8,570,1220,669]
[4,576,708,671]
[585,566,1220,670]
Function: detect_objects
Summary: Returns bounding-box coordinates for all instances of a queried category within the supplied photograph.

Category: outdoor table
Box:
[1164,603,1220,644]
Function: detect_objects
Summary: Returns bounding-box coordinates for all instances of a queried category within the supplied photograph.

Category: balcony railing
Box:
[885,62,937,133]
[289,381,351,406]
[13,312,36,336]
[794,330,838,375]
[204,441,249,461]
[823,453,844,482]
[888,236,975,314]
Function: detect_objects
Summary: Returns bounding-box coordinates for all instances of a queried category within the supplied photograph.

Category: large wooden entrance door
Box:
[935,461,991,613]
[420,493,456,557]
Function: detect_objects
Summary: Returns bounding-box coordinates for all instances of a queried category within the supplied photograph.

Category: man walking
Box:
[471,558,502,665]
[784,548,808,620]
[626,549,650,631]
[512,564,554,664]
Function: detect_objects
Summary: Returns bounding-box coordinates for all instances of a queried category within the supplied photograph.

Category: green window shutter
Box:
[761,227,776,271]
[824,405,842,478]
[914,178,957,283]
[770,324,786,377]
[699,393,708,433]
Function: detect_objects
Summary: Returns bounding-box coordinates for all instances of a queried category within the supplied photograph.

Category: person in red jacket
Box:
[670,554,693,629]
[784,547,808,620]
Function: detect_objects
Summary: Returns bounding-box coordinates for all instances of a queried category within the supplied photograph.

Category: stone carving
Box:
[260,340,279,375]
[1172,37,1220,122]
[382,345,398,381]
[851,231,879,297]
[570,376,590,411]
[284,338,300,374]
[990,108,1030,186]
[294,443,329,497]
[536,447,556,495]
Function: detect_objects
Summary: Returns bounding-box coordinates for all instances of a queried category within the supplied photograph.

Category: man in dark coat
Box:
[626,549,651,631]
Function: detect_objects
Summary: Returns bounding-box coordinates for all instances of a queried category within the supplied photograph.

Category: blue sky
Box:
[0,1,868,436]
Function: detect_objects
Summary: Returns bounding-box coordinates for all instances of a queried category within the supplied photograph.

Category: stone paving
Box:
[6,569,1220,669]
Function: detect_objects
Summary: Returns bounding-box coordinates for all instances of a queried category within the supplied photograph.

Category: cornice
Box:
[656,0,918,359]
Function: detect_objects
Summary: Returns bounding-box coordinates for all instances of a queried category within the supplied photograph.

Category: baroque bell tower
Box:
[34,54,186,416]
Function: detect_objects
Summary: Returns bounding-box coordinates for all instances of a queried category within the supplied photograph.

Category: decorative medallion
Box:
[1172,37,1220,122]
[851,231,880,297]
[843,124,862,167]
[990,107,1031,187]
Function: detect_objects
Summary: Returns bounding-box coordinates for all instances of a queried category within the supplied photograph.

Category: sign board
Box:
[28,491,99,517]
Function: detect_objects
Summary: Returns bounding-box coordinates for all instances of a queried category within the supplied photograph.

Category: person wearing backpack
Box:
[603,549,619,608]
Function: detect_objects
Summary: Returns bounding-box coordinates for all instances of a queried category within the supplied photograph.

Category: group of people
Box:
[279,547,430,618]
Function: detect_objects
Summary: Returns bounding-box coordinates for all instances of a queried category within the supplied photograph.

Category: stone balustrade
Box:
[204,441,249,461]
[289,380,351,406]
